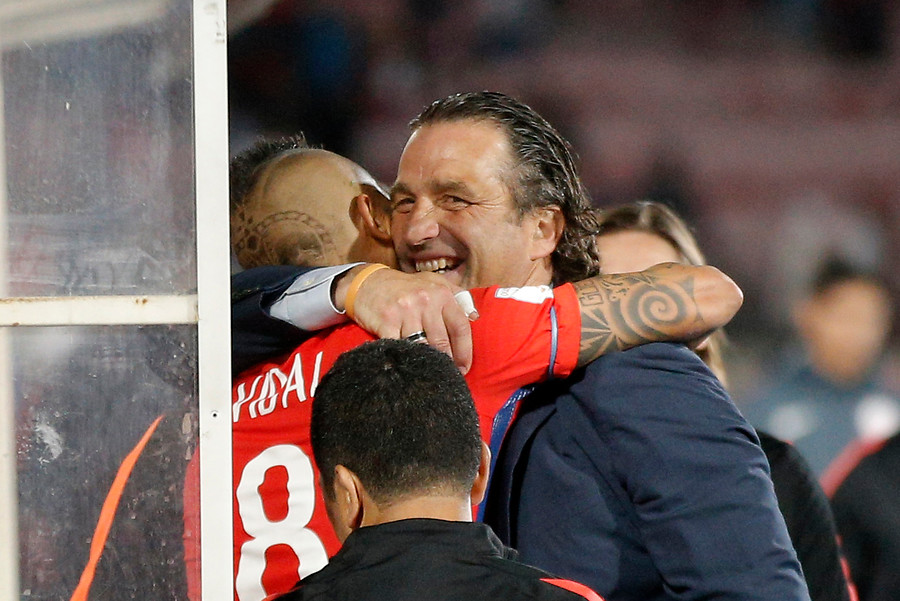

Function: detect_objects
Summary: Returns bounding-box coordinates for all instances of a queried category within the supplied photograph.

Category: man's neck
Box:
[361,495,474,528]
[521,259,555,288]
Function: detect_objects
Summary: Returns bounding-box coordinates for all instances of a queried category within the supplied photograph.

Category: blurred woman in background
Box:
[594,200,853,601]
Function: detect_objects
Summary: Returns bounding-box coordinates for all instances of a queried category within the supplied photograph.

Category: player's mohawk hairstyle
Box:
[229,134,310,214]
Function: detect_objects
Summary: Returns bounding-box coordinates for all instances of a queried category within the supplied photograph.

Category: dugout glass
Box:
[12,325,198,600]
[0,5,196,298]
[0,1,232,600]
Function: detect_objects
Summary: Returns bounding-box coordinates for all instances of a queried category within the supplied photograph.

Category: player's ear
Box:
[352,189,391,243]
[332,465,364,538]
[529,206,564,261]
[470,442,491,506]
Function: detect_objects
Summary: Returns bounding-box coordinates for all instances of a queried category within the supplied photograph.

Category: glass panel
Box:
[1,1,196,297]
[14,324,198,600]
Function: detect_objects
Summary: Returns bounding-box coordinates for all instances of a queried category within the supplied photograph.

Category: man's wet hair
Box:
[311,339,481,504]
[411,91,601,285]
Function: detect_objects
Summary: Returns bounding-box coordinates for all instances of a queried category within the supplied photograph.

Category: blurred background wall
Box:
[225,0,900,406]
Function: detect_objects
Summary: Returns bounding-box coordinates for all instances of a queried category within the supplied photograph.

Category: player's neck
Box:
[361,495,474,527]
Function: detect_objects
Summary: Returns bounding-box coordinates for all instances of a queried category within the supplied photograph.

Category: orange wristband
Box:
[344,264,389,320]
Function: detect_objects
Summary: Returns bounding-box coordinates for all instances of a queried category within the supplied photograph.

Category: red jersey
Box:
[189,283,580,601]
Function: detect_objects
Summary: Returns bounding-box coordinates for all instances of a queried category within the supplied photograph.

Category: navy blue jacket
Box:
[484,343,810,601]
[231,265,310,375]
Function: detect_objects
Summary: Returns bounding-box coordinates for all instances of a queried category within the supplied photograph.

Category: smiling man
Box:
[386,92,808,601]
[391,96,598,290]
[391,120,561,289]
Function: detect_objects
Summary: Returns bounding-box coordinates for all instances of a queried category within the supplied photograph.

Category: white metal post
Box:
[0,56,20,601]
[0,1,232,597]
[193,1,234,600]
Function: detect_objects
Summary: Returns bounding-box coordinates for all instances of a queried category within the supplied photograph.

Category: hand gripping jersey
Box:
[185,284,580,601]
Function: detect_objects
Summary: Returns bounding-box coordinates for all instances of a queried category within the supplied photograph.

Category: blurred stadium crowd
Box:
[227,0,900,406]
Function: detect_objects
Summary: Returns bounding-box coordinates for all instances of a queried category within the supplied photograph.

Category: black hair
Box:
[229,134,309,215]
[809,255,889,297]
[411,91,601,285]
[311,339,481,504]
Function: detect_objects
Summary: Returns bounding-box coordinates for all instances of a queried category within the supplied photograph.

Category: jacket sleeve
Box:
[576,343,810,601]
[231,265,312,376]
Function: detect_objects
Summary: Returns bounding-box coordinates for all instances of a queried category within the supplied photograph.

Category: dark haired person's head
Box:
[808,256,889,298]
[795,255,894,385]
[391,91,600,290]
[311,339,488,540]
[229,135,395,270]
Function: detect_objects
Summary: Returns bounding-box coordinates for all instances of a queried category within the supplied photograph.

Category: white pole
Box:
[192,1,234,600]
[0,50,21,601]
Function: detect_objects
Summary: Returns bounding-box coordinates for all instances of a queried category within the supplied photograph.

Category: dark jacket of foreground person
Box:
[274,519,603,601]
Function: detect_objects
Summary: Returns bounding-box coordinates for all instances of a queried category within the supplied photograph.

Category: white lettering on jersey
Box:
[233,375,264,422]
[256,368,288,417]
[232,351,324,422]
[309,351,324,398]
[494,285,553,304]
[282,353,307,406]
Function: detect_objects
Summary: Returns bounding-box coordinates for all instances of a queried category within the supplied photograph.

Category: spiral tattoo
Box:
[576,268,699,365]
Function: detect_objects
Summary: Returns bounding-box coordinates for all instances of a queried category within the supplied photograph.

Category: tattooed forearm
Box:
[575,263,711,366]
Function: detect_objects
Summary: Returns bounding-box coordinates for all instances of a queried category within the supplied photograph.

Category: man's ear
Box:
[529,206,564,261]
[470,442,491,506]
[351,191,392,243]
[331,465,364,540]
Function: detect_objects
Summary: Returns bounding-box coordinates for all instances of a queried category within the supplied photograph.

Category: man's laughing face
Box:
[391,119,553,290]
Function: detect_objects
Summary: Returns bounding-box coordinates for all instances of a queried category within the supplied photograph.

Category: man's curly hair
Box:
[411,91,601,285]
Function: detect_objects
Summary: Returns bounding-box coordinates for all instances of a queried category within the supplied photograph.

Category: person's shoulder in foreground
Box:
[275,519,605,601]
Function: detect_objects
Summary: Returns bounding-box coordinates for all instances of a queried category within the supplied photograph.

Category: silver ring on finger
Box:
[404,331,427,344]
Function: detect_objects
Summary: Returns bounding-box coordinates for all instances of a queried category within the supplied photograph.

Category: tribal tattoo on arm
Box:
[574,262,742,367]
